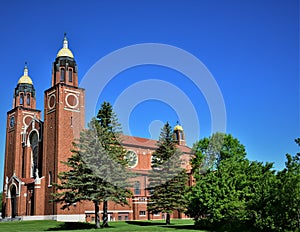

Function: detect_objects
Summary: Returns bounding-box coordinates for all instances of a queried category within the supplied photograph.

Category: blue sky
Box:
[0,0,299,188]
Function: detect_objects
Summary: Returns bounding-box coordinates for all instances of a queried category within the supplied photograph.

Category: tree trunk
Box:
[102,200,109,227]
[94,201,100,229]
[166,213,171,225]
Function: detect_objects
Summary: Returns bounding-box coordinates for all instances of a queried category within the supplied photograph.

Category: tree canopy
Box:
[187,134,300,231]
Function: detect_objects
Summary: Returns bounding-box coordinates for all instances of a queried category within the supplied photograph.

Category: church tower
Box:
[12,64,36,110]
[174,124,186,146]
[2,65,42,218]
[43,34,85,216]
[1,36,192,222]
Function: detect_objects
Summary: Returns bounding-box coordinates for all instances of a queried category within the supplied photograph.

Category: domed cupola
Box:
[52,33,78,87]
[14,63,36,109]
[56,33,74,58]
[173,122,186,146]
[18,64,33,85]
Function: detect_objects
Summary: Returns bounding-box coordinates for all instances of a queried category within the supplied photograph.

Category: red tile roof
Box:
[121,135,192,154]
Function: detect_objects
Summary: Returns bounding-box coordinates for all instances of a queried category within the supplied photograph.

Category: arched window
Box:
[68,69,72,82]
[20,93,24,105]
[175,131,183,141]
[175,132,179,141]
[178,131,182,140]
[22,148,25,178]
[48,171,52,187]
[32,147,38,178]
[29,132,40,178]
[134,181,141,195]
[60,68,65,82]
[26,93,30,106]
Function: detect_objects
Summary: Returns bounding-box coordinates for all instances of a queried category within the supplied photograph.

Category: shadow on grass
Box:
[125,220,166,226]
[47,222,111,231]
[125,221,197,230]
[163,224,198,230]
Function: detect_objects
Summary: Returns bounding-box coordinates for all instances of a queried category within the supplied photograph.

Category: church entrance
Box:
[10,185,17,218]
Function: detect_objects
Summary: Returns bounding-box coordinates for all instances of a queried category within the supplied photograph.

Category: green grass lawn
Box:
[0,219,209,232]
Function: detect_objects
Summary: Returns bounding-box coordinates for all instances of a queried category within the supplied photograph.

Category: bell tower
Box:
[13,64,36,109]
[51,33,78,87]
[4,64,41,179]
[174,123,186,146]
[43,34,85,215]
[2,64,42,218]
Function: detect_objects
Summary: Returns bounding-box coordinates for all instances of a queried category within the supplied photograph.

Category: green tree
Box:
[95,101,132,227]
[53,102,132,229]
[244,161,277,230]
[191,133,246,178]
[188,134,300,231]
[187,133,277,231]
[52,121,103,228]
[273,138,300,231]
[147,122,188,225]
[188,156,253,230]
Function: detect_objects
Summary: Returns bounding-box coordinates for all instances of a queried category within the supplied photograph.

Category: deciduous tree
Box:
[187,134,300,231]
[273,138,300,231]
[187,133,276,231]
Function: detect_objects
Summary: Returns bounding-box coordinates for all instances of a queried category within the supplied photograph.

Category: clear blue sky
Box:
[0,0,299,189]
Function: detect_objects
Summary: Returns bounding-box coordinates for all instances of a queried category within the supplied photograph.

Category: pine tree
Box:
[52,120,106,228]
[52,102,132,229]
[95,101,132,227]
[147,122,188,225]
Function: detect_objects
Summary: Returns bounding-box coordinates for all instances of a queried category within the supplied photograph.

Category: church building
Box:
[1,35,192,222]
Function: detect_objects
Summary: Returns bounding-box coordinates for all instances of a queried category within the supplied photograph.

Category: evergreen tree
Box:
[147,122,188,225]
[53,102,132,229]
[94,101,132,227]
[52,120,105,228]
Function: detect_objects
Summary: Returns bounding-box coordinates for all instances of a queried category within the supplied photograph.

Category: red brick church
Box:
[1,35,192,222]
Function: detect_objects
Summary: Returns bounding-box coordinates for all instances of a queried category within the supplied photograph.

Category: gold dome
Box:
[174,124,183,131]
[18,65,33,85]
[56,34,74,58]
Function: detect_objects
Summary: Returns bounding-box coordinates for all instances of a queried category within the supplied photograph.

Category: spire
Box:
[63,32,68,49]
[23,62,28,76]
[56,33,74,58]
[18,62,33,85]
